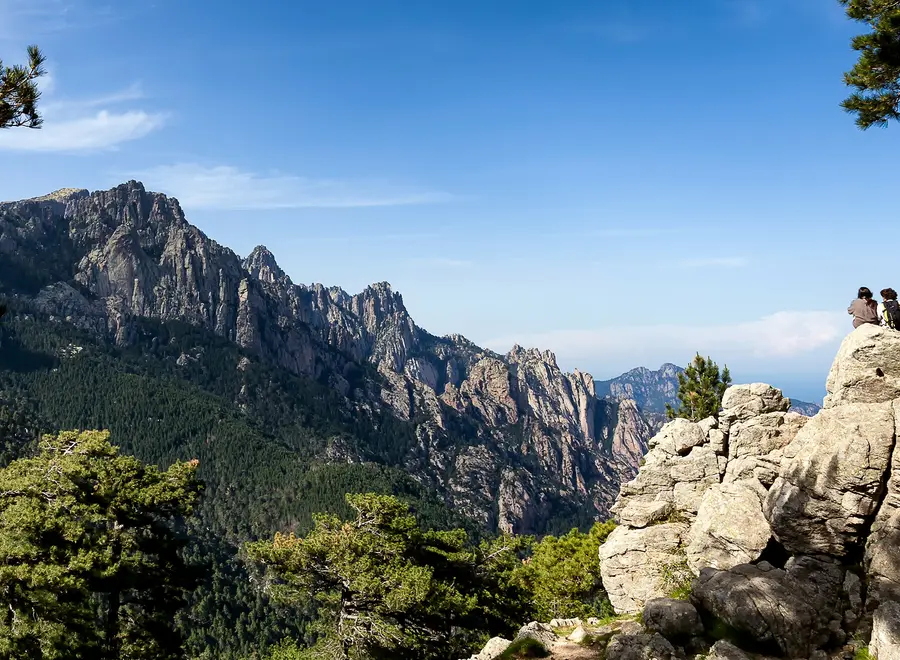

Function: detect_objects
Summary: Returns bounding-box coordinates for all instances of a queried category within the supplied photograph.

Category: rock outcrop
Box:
[0,182,656,534]
[598,325,900,659]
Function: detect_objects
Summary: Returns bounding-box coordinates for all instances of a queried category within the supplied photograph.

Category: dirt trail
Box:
[549,641,602,659]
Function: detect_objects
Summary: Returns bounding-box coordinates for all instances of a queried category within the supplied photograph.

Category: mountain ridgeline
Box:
[596,364,822,427]
[0,181,656,538]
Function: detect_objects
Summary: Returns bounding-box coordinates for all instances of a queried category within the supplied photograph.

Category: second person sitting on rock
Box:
[849,287,880,328]
[880,288,900,330]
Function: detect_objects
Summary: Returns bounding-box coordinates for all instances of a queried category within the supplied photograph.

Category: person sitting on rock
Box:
[848,287,879,328]
[880,288,900,330]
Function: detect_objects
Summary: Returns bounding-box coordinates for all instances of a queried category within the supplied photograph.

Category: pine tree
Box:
[247,493,531,660]
[514,520,617,621]
[840,0,900,128]
[665,354,732,422]
[0,430,202,659]
[0,46,46,129]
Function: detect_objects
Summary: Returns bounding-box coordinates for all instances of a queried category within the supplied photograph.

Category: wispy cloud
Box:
[128,163,455,210]
[484,311,846,369]
[0,82,166,153]
[0,0,123,39]
[679,256,749,268]
[408,257,474,269]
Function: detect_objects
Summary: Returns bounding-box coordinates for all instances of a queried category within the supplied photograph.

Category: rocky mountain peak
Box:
[243,245,290,286]
[65,180,188,249]
[350,281,410,331]
[507,344,558,368]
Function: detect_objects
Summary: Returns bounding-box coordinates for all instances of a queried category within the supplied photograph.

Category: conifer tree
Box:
[666,354,732,422]
[0,46,46,129]
[840,0,900,128]
[0,430,202,659]
[514,521,616,621]
[247,493,531,660]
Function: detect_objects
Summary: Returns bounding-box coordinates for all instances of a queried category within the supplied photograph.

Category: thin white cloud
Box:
[679,256,749,268]
[0,81,166,153]
[0,0,124,39]
[41,82,145,114]
[408,257,474,269]
[129,163,454,210]
[484,311,847,365]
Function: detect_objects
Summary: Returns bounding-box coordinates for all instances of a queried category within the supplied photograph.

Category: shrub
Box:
[498,638,550,659]
[657,547,693,600]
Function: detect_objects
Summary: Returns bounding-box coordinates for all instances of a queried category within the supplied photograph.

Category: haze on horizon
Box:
[1,0,896,403]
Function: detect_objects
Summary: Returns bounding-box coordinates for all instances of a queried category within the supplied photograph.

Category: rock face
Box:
[598,325,900,659]
[0,182,656,534]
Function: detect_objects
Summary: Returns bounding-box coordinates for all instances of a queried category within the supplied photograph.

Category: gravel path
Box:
[549,641,602,659]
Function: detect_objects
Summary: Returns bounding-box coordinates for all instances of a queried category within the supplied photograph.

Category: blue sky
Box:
[0,0,897,402]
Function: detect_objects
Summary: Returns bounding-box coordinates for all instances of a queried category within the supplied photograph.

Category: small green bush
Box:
[656,547,693,600]
[854,647,874,660]
[498,638,551,659]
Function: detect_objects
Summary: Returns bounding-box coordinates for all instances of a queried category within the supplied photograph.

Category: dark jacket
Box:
[849,298,879,328]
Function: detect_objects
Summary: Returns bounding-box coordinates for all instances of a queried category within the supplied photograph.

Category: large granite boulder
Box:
[605,632,679,660]
[706,640,752,660]
[764,402,895,555]
[650,418,707,456]
[462,637,512,660]
[686,480,771,571]
[727,412,807,459]
[514,621,559,648]
[642,598,703,640]
[598,523,690,614]
[692,557,844,659]
[825,323,900,408]
[614,445,721,520]
[720,383,790,423]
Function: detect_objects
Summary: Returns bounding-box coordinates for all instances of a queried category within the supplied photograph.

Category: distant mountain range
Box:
[595,363,822,426]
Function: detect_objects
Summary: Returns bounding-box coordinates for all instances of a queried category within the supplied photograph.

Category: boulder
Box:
[642,598,703,640]
[870,602,900,660]
[764,402,895,555]
[616,500,674,528]
[723,453,783,487]
[514,621,558,649]
[707,428,727,455]
[721,383,790,422]
[824,323,900,408]
[613,445,720,519]
[706,640,752,660]
[650,418,707,456]
[691,557,844,659]
[686,480,771,572]
[568,625,589,643]
[599,523,691,614]
[468,637,511,660]
[605,632,679,660]
[727,412,807,459]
